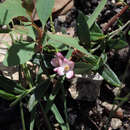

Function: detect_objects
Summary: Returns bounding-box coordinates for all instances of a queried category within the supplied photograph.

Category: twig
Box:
[108,20,130,39]
[103,5,129,32]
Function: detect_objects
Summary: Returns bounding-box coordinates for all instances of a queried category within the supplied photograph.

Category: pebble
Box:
[110,118,122,129]
[58,15,66,23]
[101,102,124,119]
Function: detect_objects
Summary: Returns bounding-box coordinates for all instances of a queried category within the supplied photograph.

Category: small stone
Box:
[113,87,121,96]
[101,102,124,119]
[110,118,122,129]
[58,15,66,23]
[111,0,116,4]
[2,25,8,30]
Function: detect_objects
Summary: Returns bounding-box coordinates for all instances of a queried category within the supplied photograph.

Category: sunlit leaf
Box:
[87,0,107,28]
[36,0,54,28]
[101,64,121,87]
[47,32,95,58]
[3,41,35,66]
[0,0,29,25]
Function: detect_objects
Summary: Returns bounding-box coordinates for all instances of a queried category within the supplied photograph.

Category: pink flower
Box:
[51,53,74,79]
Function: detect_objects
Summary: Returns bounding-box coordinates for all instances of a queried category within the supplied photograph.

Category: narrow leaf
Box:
[28,79,50,112]
[51,104,67,130]
[101,64,121,87]
[74,62,93,74]
[0,76,25,94]
[47,32,95,58]
[107,39,128,50]
[90,32,105,41]
[77,11,90,44]
[87,0,107,28]
[0,89,16,100]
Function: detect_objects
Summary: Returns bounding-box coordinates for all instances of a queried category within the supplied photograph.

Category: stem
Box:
[22,63,33,89]
[108,20,130,39]
[90,44,101,53]
[20,102,26,130]
[61,86,70,130]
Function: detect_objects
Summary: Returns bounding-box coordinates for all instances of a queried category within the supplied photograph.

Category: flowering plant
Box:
[0,0,129,129]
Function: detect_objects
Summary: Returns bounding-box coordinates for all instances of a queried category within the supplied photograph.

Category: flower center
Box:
[64,65,70,71]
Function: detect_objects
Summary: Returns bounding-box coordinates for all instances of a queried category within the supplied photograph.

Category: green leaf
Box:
[100,53,107,65]
[82,56,99,70]
[65,48,74,59]
[3,41,35,66]
[30,107,36,130]
[90,22,102,33]
[44,78,64,113]
[24,22,36,40]
[51,104,67,130]
[47,32,95,58]
[84,15,102,33]
[28,94,37,112]
[128,31,130,35]
[107,39,128,50]
[0,89,16,100]
[12,23,36,40]
[77,11,90,44]
[74,62,93,74]
[101,64,121,87]
[87,0,107,29]
[90,32,105,41]
[47,39,68,51]
[0,76,25,94]
[36,0,54,28]
[28,79,50,112]
[12,25,28,35]
[0,0,29,25]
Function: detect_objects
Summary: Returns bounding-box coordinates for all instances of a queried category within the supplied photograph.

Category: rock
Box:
[110,118,122,129]
[101,102,124,119]
[58,15,67,23]
[113,84,125,96]
[68,73,103,101]
[66,27,75,37]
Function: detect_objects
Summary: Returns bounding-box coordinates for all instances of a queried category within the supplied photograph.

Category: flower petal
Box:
[63,58,74,70]
[66,70,74,79]
[51,58,59,67]
[55,67,65,76]
[56,52,64,59]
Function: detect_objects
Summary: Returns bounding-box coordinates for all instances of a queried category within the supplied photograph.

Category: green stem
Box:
[61,86,70,130]
[20,102,26,130]
[22,63,33,89]
[90,44,101,53]
[108,20,130,39]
